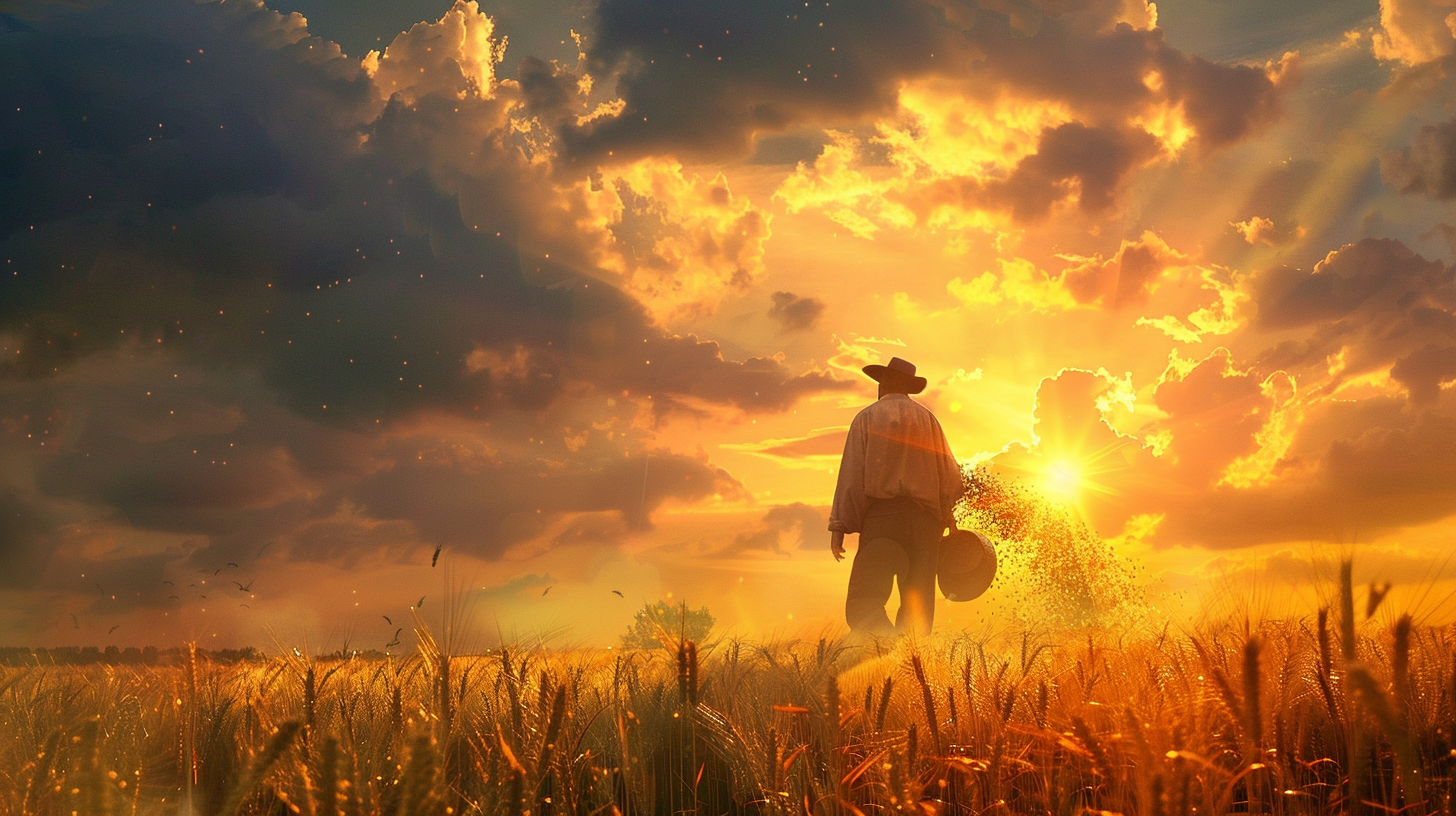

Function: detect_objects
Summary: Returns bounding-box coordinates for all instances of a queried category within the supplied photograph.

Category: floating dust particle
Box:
[956,466,1149,629]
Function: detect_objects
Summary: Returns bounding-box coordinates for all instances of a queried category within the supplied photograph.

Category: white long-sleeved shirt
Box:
[828,393,962,533]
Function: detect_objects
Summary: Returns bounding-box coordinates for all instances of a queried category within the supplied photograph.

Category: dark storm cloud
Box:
[1251,239,1456,405]
[1383,117,1456,201]
[0,488,54,588]
[0,0,842,420]
[1253,238,1450,331]
[566,0,1282,164]
[1390,343,1456,404]
[566,0,951,161]
[768,291,827,332]
[898,123,1163,225]
[516,55,581,127]
[0,0,846,597]
[988,123,1162,221]
[352,447,743,554]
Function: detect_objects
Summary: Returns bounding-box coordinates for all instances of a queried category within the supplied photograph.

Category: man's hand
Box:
[830,531,846,561]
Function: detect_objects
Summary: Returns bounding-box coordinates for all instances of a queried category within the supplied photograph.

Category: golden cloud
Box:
[560,159,772,323]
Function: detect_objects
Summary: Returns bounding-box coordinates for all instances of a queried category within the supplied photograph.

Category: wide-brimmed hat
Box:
[863,356,927,394]
[938,528,997,602]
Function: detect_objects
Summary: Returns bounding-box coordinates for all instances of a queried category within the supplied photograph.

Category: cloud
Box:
[1390,343,1456,403]
[0,0,861,614]
[1371,0,1456,65]
[477,573,552,599]
[0,488,55,589]
[988,243,1456,548]
[1059,230,1187,308]
[768,291,827,332]
[983,122,1164,221]
[947,257,1083,312]
[721,428,847,461]
[1383,117,1456,200]
[1231,215,1307,245]
[558,160,774,322]
[1251,238,1449,332]
[0,0,844,414]
[717,502,826,556]
[567,0,1282,170]
[765,24,1286,243]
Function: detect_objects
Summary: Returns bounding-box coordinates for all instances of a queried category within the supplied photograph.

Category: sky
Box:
[3,0,1456,650]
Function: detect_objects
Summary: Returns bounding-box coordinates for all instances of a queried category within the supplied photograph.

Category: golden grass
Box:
[5,566,1456,816]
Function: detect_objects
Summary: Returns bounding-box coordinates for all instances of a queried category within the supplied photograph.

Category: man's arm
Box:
[828,412,868,536]
[830,530,845,561]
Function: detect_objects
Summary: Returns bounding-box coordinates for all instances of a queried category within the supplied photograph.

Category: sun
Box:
[1043,459,1083,499]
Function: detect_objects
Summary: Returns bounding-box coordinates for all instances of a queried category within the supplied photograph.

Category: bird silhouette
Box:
[227,562,239,568]
[70,613,79,629]
[416,596,425,608]
[232,580,253,592]
[382,615,392,625]
[385,628,402,647]
[107,625,119,634]
[256,541,273,558]
[240,603,250,609]
[611,590,624,598]
[168,595,179,600]
[162,580,174,586]
[432,545,442,567]
[542,586,552,596]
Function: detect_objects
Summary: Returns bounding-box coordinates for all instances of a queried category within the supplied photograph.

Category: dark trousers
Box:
[845,497,942,638]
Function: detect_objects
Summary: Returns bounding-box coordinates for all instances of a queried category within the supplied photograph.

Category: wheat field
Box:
[3,560,1455,816]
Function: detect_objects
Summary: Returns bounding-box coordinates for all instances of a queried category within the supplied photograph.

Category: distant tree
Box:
[621,600,715,650]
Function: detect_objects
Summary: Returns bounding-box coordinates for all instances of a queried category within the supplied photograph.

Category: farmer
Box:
[829,357,962,638]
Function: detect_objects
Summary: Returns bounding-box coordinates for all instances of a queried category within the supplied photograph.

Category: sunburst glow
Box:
[1044,459,1083,499]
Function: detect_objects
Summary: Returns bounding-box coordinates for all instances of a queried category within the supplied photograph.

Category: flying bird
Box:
[168,595,179,600]
[108,625,120,634]
[256,541,273,558]
[227,562,239,568]
[611,590,624,598]
[70,613,79,629]
[416,596,425,608]
[386,628,402,647]
[432,545,441,567]
[240,603,250,609]
[382,615,392,625]
[232,580,253,592]
[542,586,552,596]
[162,581,174,586]
[214,568,223,575]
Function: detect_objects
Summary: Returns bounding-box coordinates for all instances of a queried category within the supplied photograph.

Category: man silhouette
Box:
[829,357,961,638]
